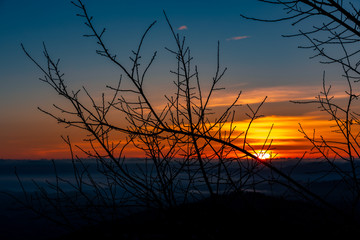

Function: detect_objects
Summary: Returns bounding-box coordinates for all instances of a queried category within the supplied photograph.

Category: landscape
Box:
[1,0,360,239]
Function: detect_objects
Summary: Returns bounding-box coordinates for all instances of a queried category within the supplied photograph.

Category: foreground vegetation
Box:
[13,0,360,237]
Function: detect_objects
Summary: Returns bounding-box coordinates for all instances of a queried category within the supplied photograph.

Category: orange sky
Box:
[0,112,344,160]
[228,115,339,159]
[1,76,352,160]
[1,74,353,160]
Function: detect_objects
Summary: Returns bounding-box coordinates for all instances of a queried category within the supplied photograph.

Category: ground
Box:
[55,191,360,239]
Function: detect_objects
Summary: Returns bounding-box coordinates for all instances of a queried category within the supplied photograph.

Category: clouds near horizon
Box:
[207,84,349,107]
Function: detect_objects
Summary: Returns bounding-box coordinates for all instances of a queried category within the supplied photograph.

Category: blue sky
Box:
[0,0,344,159]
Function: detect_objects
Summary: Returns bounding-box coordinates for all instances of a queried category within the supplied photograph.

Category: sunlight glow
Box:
[1,114,347,160]
[256,151,271,160]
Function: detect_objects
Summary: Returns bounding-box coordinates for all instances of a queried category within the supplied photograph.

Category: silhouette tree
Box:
[16,0,350,230]
[242,0,360,216]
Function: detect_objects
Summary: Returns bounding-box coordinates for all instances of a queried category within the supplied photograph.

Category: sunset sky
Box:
[0,0,351,160]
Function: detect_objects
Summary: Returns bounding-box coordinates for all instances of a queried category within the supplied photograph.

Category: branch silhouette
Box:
[243,0,360,218]
[16,0,352,231]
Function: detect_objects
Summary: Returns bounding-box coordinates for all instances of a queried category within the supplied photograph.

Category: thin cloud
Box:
[226,36,250,41]
[207,84,348,107]
[178,25,188,30]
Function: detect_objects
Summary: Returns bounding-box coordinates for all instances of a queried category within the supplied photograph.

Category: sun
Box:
[257,151,271,160]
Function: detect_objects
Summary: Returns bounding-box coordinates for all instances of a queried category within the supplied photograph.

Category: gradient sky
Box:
[0,0,349,159]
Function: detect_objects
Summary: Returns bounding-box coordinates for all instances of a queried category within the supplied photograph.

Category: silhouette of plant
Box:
[15,0,351,231]
[243,0,360,217]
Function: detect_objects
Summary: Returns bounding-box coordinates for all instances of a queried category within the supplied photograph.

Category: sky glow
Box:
[0,0,350,159]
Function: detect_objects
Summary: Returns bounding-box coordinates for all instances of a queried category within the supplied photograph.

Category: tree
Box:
[16,0,347,230]
[242,0,360,216]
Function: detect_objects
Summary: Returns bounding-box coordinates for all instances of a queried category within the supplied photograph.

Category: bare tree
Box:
[15,0,348,230]
[242,0,360,217]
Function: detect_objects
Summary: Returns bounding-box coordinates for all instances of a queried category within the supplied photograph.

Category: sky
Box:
[0,0,351,160]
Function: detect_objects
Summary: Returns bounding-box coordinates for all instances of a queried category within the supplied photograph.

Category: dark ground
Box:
[0,192,72,240]
[1,159,360,239]
[53,192,360,239]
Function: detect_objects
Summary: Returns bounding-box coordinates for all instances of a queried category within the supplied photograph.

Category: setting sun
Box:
[256,151,271,160]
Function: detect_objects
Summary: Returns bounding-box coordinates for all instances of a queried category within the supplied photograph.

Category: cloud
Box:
[207,84,349,107]
[226,36,250,41]
[178,25,188,30]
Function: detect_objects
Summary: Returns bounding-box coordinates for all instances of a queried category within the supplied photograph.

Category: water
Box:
[0,158,358,201]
